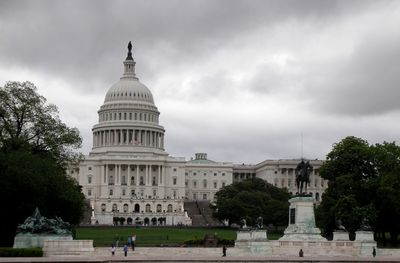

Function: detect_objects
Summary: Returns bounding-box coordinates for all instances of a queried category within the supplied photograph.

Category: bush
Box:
[0,247,43,257]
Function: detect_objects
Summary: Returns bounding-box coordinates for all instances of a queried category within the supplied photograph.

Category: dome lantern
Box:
[122,41,137,80]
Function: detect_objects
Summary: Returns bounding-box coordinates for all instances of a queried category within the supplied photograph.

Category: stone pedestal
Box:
[355,231,374,242]
[13,234,73,248]
[279,196,326,241]
[333,231,349,241]
[43,240,94,256]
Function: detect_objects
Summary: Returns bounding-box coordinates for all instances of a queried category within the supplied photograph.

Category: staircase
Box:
[184,200,221,226]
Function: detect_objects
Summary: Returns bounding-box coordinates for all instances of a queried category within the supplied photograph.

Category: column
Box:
[161,135,164,149]
[117,164,121,184]
[101,164,105,184]
[127,165,131,185]
[120,130,123,145]
[105,164,108,184]
[136,165,139,186]
[158,165,161,184]
[145,165,149,185]
[161,166,164,185]
[108,130,111,145]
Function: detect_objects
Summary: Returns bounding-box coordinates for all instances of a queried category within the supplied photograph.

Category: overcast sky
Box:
[1,0,400,164]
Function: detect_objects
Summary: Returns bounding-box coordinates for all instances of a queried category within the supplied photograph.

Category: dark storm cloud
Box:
[0,0,375,91]
[1,0,398,161]
[306,21,400,116]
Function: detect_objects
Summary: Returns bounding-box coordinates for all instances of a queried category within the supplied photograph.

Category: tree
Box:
[316,136,400,245]
[0,81,85,246]
[213,177,290,227]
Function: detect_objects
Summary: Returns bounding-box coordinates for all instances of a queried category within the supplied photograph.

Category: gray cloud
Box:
[1,0,399,163]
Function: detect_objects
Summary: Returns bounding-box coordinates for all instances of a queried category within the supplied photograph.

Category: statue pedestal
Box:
[355,231,374,242]
[333,231,349,241]
[279,196,326,241]
[13,234,72,248]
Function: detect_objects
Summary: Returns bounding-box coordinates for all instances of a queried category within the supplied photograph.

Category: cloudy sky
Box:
[1,0,400,164]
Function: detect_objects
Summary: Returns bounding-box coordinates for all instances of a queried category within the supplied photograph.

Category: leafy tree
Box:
[213,177,290,227]
[0,81,85,246]
[316,136,400,245]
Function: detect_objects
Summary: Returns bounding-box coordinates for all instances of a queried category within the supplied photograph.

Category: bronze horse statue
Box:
[295,160,313,195]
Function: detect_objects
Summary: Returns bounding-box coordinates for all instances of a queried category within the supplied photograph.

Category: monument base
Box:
[333,231,349,241]
[279,196,326,241]
[43,240,94,256]
[13,233,72,248]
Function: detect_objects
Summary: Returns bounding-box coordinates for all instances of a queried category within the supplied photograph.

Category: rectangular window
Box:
[88,189,92,196]
[214,182,217,188]
[88,167,92,171]
[122,189,126,196]
[109,189,113,196]
[173,177,177,185]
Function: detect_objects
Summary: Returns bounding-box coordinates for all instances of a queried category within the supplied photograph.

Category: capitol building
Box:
[69,44,327,226]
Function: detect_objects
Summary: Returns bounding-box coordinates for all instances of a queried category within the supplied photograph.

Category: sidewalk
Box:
[0,247,398,262]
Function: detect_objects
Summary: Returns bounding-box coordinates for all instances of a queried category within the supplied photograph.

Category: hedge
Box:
[0,247,43,257]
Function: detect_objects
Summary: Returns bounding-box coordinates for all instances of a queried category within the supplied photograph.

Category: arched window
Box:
[123,204,128,213]
[145,204,151,212]
[316,192,320,201]
[131,176,135,185]
[167,204,173,212]
[203,179,207,188]
[101,203,106,212]
[88,175,92,184]
[134,204,140,212]
[112,203,118,212]
[156,204,162,212]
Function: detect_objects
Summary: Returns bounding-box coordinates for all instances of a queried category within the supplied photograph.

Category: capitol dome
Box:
[90,42,167,156]
[104,79,154,105]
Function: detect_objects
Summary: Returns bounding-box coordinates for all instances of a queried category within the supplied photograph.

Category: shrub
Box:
[0,247,43,257]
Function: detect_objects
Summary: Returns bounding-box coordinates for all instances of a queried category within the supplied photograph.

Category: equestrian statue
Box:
[295,159,313,195]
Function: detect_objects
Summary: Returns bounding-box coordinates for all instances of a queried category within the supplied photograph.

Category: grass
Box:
[75,226,283,247]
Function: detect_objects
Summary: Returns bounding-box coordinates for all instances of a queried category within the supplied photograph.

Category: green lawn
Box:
[75,227,283,247]
[75,227,235,247]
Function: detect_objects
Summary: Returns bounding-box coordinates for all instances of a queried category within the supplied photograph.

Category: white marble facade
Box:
[68,45,328,225]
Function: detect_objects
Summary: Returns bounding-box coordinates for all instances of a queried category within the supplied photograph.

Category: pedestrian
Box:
[222,245,227,257]
[123,244,128,257]
[111,244,115,256]
[127,236,132,249]
[132,233,136,251]
[372,247,376,257]
[299,248,304,257]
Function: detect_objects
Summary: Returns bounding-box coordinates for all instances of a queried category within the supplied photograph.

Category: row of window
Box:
[185,180,226,189]
[273,178,325,188]
[102,203,175,213]
[185,172,227,176]
[99,111,158,123]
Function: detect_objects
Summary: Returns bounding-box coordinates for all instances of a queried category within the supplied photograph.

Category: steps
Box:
[184,201,221,226]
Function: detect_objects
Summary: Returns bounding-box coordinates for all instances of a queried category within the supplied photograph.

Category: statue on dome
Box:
[128,41,132,52]
[295,159,313,195]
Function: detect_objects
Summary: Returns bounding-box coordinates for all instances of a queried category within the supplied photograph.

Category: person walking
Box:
[222,245,227,257]
[132,233,136,251]
[299,248,304,257]
[123,244,128,257]
[111,244,116,256]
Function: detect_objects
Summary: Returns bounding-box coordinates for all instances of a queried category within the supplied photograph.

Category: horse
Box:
[295,160,313,195]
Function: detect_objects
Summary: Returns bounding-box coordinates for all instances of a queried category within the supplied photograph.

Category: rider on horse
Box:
[295,159,313,195]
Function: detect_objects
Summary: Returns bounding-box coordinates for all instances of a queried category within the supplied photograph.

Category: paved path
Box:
[0,247,399,262]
